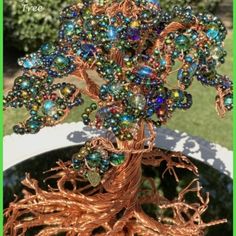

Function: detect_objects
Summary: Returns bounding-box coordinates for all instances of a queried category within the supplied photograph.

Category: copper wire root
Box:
[4,128,226,235]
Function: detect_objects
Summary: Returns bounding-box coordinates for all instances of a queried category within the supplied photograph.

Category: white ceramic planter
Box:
[4,122,233,178]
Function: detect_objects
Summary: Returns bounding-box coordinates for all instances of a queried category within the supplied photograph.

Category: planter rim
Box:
[4,122,233,178]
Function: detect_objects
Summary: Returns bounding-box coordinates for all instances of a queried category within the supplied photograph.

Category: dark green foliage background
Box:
[4,0,76,52]
[4,0,221,52]
[161,0,221,13]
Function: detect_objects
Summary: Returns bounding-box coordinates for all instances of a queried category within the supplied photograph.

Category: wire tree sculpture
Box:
[4,0,233,235]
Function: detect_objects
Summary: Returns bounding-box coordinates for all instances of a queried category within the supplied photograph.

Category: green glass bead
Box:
[82,113,89,119]
[53,55,69,70]
[90,103,97,110]
[175,35,190,51]
[110,153,125,166]
[86,151,102,168]
[129,94,146,110]
[41,43,56,56]
[86,170,101,187]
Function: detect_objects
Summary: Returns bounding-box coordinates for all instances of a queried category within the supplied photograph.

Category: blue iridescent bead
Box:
[101,159,110,166]
[72,156,82,169]
[42,100,57,116]
[77,44,96,59]
[206,23,219,39]
[72,11,77,17]
[22,56,41,69]
[107,26,117,40]
[185,56,193,63]
[188,63,198,78]
[137,66,152,78]
[177,69,184,80]
[20,80,31,89]
[156,96,164,105]
[160,59,166,66]
[128,28,140,41]
[146,108,154,117]
[23,59,34,69]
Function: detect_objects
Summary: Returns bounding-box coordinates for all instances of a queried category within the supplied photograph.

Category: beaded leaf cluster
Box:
[4,0,233,140]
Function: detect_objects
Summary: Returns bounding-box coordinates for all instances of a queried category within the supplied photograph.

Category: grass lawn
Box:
[4,32,233,150]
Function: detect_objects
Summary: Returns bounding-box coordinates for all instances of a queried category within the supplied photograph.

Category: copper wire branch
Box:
[4,0,230,235]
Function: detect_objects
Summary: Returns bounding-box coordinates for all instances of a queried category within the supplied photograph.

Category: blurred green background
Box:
[3,0,233,150]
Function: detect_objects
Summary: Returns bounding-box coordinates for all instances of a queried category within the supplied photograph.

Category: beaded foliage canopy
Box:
[4,0,233,235]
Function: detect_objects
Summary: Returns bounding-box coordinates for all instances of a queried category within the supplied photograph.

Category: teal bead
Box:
[46,76,54,84]
[175,35,190,50]
[23,59,34,69]
[20,80,31,89]
[53,55,69,70]
[41,43,56,56]
[206,23,219,39]
[224,95,233,106]
[26,120,41,133]
[87,152,102,168]
[42,100,57,116]
[64,21,75,36]
[120,114,134,127]
[110,153,125,166]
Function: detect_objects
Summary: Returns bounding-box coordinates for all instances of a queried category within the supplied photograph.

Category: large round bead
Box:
[42,100,57,116]
[129,94,146,110]
[41,43,56,56]
[86,151,102,168]
[175,35,190,50]
[206,23,219,39]
[110,153,125,166]
[53,55,70,70]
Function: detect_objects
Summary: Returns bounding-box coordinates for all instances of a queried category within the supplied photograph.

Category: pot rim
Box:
[4,122,233,178]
